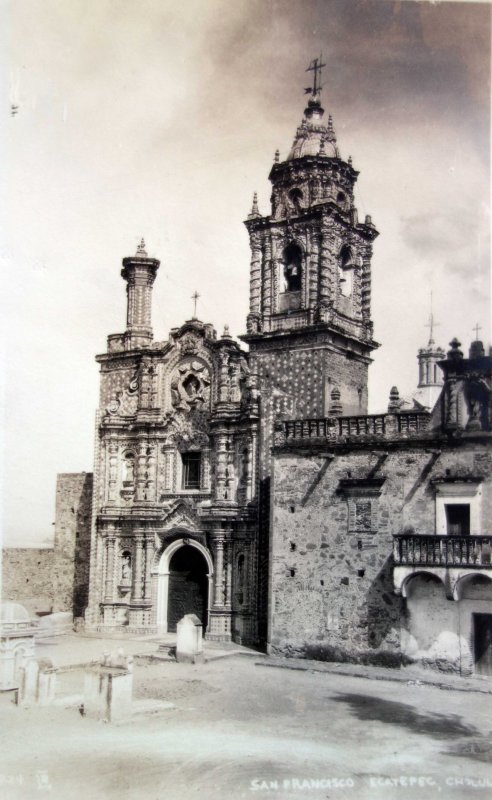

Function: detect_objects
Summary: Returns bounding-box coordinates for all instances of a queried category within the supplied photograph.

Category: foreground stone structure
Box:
[83,651,133,723]
[0,603,36,691]
[17,658,57,707]
[176,614,204,663]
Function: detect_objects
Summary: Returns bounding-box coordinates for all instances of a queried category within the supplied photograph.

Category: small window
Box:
[288,188,303,213]
[339,244,354,297]
[181,452,201,490]
[445,504,470,536]
[283,242,302,292]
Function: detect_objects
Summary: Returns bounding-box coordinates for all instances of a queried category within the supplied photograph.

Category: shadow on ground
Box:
[445,739,492,763]
[332,692,481,740]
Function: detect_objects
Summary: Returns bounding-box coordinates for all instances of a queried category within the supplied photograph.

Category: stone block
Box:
[36,612,73,638]
[0,602,37,691]
[176,614,204,663]
[17,658,56,707]
[83,650,133,723]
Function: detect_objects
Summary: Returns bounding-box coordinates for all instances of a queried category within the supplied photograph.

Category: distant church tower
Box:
[415,310,445,410]
[242,59,379,474]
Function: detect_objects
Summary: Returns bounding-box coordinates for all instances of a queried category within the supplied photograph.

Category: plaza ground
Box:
[1,635,491,800]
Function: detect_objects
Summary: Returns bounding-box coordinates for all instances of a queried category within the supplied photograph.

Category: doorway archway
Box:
[156,538,213,634]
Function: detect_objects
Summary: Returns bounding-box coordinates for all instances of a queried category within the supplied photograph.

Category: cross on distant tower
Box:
[191,291,200,319]
[473,323,482,341]
[425,312,440,344]
[425,291,439,344]
[305,55,326,96]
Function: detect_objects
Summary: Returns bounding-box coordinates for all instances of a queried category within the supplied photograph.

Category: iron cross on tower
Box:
[425,292,439,344]
[191,291,200,319]
[305,55,326,96]
[473,323,482,341]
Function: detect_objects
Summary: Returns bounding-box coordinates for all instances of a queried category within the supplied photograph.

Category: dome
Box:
[1,601,31,624]
[287,101,338,162]
[288,131,337,160]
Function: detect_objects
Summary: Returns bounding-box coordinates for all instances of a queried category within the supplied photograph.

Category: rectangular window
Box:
[354,500,372,532]
[445,504,470,536]
[181,452,201,490]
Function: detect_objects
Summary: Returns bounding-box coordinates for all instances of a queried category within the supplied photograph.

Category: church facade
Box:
[85,252,260,642]
[85,76,382,644]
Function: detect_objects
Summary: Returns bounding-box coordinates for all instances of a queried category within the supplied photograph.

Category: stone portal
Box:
[167,546,208,633]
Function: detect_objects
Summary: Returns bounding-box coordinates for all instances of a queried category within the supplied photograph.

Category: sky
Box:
[1,0,490,547]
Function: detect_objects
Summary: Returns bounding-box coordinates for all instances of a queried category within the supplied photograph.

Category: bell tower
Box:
[242,60,380,472]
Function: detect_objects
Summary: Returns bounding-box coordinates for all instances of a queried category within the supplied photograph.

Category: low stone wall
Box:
[2,473,93,620]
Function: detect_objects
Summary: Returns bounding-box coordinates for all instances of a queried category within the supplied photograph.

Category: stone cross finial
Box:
[329,387,343,416]
[388,386,400,412]
[136,237,147,256]
[447,338,463,360]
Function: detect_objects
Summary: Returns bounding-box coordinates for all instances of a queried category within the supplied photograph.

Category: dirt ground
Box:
[1,652,492,800]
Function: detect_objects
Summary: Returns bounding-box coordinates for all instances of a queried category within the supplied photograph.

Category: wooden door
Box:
[167,545,208,633]
[474,613,492,676]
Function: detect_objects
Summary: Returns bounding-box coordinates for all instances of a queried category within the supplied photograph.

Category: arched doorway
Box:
[167,546,208,632]
[156,539,213,634]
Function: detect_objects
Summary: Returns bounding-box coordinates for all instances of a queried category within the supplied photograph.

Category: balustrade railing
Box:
[282,412,429,444]
[393,534,492,568]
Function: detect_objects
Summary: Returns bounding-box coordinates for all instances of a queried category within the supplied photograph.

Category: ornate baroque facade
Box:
[86,245,260,640]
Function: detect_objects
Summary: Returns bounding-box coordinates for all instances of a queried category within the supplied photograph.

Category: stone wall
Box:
[52,473,93,617]
[1,549,54,614]
[269,438,492,669]
[2,473,94,619]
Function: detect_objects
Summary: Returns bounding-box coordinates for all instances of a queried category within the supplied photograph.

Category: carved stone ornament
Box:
[179,332,201,355]
[128,367,139,393]
[106,393,121,415]
[171,359,211,411]
[161,499,198,531]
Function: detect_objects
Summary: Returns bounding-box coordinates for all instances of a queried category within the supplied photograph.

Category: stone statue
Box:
[121,555,131,584]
